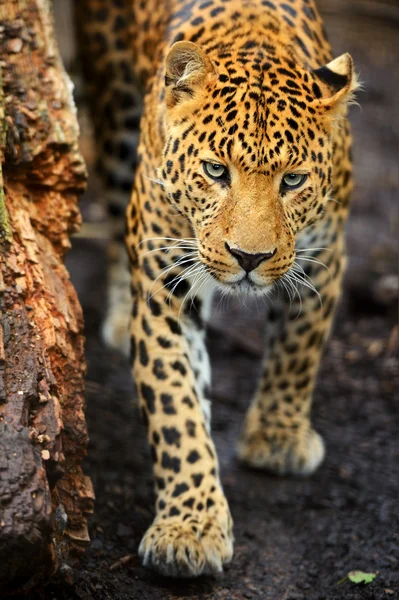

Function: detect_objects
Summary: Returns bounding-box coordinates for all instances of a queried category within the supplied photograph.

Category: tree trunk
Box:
[0,0,94,594]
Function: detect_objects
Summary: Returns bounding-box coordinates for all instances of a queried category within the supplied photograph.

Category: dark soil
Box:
[13,2,398,599]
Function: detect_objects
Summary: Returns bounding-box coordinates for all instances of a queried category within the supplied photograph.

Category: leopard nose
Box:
[225,243,277,273]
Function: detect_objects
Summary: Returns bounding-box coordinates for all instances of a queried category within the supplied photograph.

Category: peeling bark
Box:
[0,0,94,594]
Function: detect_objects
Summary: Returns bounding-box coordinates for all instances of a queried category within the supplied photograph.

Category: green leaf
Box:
[348,571,376,584]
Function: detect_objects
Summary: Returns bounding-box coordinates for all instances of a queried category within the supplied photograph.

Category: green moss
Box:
[0,64,12,246]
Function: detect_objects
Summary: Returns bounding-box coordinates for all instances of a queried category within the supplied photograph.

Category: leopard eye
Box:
[203,162,228,181]
[281,173,308,190]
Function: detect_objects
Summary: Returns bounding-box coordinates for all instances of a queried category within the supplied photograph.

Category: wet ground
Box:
[16,1,399,599]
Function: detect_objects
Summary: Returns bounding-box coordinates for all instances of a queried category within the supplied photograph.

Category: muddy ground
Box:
[15,2,399,599]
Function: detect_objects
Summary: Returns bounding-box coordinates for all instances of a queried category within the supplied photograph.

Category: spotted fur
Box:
[77,0,358,578]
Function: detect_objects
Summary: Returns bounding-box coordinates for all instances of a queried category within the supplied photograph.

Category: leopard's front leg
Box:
[239,235,345,476]
[131,267,233,577]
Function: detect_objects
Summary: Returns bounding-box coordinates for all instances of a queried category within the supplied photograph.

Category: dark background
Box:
[26,1,399,599]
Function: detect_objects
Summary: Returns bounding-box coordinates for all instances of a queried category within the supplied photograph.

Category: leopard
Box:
[76,0,359,579]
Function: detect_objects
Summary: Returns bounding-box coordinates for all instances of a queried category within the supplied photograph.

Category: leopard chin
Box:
[226,280,275,298]
[209,272,276,298]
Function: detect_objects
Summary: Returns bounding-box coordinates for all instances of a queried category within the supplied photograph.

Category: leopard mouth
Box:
[225,276,274,296]
[204,265,274,296]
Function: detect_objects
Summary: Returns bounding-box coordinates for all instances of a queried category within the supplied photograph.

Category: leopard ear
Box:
[165,41,216,108]
[312,53,360,114]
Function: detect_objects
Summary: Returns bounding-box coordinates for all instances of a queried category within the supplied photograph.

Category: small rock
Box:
[8,38,23,53]
[117,523,133,537]
[374,274,398,305]
[91,538,104,551]
[55,504,68,533]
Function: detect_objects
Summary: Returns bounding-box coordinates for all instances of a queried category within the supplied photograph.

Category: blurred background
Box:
[37,1,398,599]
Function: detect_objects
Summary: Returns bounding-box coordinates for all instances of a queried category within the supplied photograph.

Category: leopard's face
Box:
[160,42,355,295]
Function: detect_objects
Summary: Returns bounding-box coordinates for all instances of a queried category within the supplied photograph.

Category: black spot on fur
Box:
[172,483,189,497]
[171,360,187,375]
[169,506,181,517]
[164,276,190,298]
[186,419,196,437]
[141,383,156,413]
[262,0,276,8]
[153,358,167,380]
[296,376,311,390]
[139,340,149,366]
[162,426,181,447]
[161,451,181,473]
[156,477,165,490]
[187,450,201,464]
[183,497,195,509]
[182,396,194,409]
[191,473,203,487]
[161,393,176,415]
[130,336,136,365]
[281,3,297,18]
[166,317,182,335]
[142,316,152,336]
[211,6,225,17]
[157,336,172,348]
[148,296,162,316]
[150,444,157,463]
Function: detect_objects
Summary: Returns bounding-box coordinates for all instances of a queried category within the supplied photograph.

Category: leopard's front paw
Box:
[139,512,233,578]
[238,424,325,476]
[101,251,132,356]
[101,309,130,356]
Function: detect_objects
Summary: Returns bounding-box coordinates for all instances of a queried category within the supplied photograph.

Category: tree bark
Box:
[0,0,94,594]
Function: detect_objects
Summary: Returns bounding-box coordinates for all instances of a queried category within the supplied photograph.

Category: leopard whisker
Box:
[139,245,198,259]
[296,255,331,276]
[186,268,211,314]
[279,274,294,308]
[281,271,303,318]
[289,264,322,307]
[137,236,197,249]
[155,262,201,305]
[295,247,329,254]
[192,269,212,306]
[168,261,203,302]
[144,175,166,187]
[148,255,198,300]
[177,264,206,320]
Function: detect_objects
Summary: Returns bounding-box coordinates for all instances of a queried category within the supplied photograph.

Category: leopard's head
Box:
[160,41,358,295]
